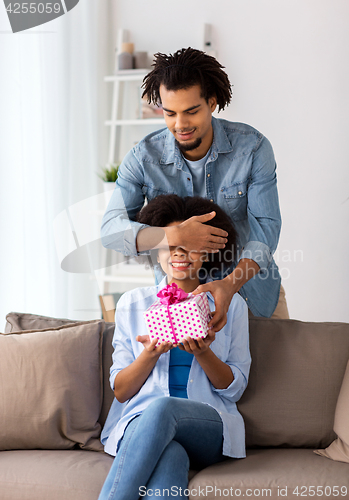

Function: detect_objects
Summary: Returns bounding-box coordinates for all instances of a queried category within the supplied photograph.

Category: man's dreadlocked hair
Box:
[141,47,232,112]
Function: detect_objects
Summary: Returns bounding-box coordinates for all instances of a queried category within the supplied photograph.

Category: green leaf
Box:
[97,163,120,182]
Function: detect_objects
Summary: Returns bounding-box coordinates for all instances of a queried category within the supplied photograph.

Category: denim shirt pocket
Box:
[141,184,176,202]
[221,180,248,222]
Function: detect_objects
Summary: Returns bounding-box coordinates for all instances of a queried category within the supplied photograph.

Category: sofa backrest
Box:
[6,312,349,449]
[100,323,116,427]
[237,318,349,449]
[100,318,349,448]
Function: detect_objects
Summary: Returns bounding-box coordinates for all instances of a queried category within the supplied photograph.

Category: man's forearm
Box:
[225,258,260,294]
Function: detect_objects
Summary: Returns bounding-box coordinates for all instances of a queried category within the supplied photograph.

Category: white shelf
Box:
[94,264,155,285]
[105,70,149,83]
[95,258,155,286]
[105,118,165,126]
[100,69,161,296]
[94,274,155,284]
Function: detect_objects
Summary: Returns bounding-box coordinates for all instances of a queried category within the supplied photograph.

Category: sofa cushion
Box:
[237,318,349,448]
[188,449,349,499]
[0,320,104,452]
[315,359,349,463]
[4,312,115,428]
[0,449,113,500]
[4,311,79,333]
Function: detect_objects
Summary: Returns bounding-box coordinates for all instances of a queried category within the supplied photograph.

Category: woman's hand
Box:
[178,330,235,390]
[177,329,215,357]
[136,335,173,357]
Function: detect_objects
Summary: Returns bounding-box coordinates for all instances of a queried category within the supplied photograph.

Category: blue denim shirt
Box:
[101,117,282,317]
[100,276,251,459]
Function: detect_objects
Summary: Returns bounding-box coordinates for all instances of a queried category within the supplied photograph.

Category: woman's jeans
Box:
[98,397,226,500]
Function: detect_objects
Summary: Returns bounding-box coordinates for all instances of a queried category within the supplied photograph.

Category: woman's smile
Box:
[170,261,192,269]
[156,224,205,292]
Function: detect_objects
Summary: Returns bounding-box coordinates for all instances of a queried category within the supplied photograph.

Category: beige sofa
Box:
[1,312,349,500]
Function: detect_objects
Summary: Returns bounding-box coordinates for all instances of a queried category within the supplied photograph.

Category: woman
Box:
[98,195,251,500]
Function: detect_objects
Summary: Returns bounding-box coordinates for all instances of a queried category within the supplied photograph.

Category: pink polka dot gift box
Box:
[143,282,212,346]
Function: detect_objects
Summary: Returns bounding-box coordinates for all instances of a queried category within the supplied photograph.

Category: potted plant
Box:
[98,163,119,204]
[98,163,119,185]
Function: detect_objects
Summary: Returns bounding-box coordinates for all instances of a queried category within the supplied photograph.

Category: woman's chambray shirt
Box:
[101,117,282,317]
[100,276,251,459]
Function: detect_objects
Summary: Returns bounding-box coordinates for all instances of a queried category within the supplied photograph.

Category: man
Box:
[101,47,289,331]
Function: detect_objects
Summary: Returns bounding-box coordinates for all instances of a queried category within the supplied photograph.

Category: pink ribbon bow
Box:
[156,283,189,344]
[157,282,188,305]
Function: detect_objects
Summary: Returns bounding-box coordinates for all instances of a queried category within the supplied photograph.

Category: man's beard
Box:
[175,137,202,152]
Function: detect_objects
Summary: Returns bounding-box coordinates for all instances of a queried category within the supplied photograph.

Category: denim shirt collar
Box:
[160,116,233,169]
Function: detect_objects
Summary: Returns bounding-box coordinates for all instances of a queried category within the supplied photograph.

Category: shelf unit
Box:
[97,69,165,295]
[105,69,165,164]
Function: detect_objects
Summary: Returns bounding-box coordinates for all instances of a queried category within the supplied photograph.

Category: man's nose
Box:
[175,114,189,131]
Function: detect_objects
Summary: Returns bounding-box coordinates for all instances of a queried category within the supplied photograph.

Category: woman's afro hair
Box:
[136,194,238,272]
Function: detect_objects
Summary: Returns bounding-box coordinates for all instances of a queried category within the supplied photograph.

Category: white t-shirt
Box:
[183,148,211,198]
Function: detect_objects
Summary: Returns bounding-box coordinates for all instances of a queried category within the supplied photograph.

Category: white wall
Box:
[0,1,113,323]
[110,0,349,322]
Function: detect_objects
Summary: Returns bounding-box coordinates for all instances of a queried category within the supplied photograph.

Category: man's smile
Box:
[175,129,196,141]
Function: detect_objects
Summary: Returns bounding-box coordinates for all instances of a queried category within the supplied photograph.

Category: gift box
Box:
[143,283,212,346]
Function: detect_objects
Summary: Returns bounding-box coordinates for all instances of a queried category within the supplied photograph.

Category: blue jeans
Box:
[98,397,226,500]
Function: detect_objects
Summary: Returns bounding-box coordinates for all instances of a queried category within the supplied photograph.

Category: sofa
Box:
[1,312,349,500]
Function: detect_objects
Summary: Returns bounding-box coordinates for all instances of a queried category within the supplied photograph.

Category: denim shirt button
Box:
[238,191,242,195]
[245,297,248,301]
[207,173,211,177]
[187,177,190,181]
[210,199,213,203]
